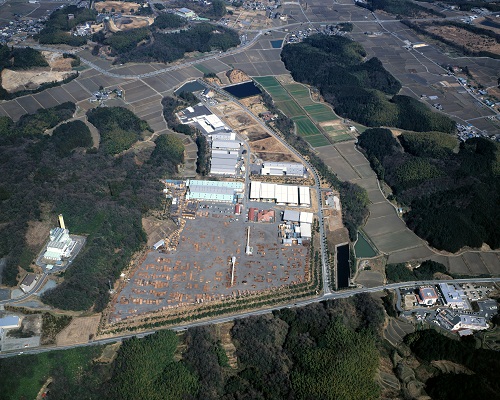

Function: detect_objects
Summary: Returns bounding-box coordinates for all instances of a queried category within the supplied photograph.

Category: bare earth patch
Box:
[95,1,140,13]
[56,315,100,345]
[2,51,75,93]
[227,69,251,84]
[142,216,178,247]
[425,24,500,55]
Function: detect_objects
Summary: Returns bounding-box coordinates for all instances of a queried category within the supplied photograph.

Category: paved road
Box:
[1,277,498,358]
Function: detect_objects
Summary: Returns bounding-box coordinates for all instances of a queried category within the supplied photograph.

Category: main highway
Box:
[1,277,498,359]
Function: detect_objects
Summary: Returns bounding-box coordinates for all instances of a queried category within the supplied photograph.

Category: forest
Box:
[0,104,181,311]
[281,35,456,133]
[38,5,96,46]
[97,22,239,64]
[357,128,500,252]
[0,295,384,400]
[385,260,447,282]
[356,0,445,18]
[405,329,500,400]
[86,106,151,155]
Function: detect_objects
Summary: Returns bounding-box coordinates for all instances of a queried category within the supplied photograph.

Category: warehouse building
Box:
[261,162,305,177]
[212,139,241,151]
[209,129,236,141]
[250,182,310,206]
[186,180,243,202]
[20,273,38,293]
[0,316,20,330]
[418,287,439,306]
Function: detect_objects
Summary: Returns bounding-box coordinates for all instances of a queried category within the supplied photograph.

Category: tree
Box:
[150,134,185,168]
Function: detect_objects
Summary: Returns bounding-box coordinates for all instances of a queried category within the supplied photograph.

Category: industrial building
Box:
[260,162,305,177]
[282,210,313,223]
[177,104,225,135]
[20,273,38,293]
[279,210,313,240]
[186,180,243,203]
[438,283,470,309]
[43,215,76,261]
[249,182,310,206]
[212,139,241,151]
[0,316,20,330]
[210,151,239,175]
[175,7,196,18]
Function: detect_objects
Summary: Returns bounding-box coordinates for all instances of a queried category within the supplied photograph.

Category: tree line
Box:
[357,127,500,252]
[281,35,456,133]
[0,103,181,311]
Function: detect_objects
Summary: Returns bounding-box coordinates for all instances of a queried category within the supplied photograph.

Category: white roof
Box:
[0,316,20,329]
[301,223,312,238]
[299,186,310,206]
[283,209,300,222]
[300,212,313,224]
[205,114,225,129]
[212,139,241,150]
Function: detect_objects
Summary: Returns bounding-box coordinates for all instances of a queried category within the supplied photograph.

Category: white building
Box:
[261,162,305,177]
[20,273,38,293]
[0,316,20,330]
[212,139,241,151]
[438,283,470,309]
[43,227,75,261]
[250,182,310,206]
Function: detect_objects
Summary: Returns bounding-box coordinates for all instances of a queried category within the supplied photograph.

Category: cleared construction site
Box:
[111,201,310,321]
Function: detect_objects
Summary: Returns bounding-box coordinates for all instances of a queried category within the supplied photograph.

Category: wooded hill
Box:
[0,104,183,311]
[0,294,384,400]
[281,35,456,133]
[358,128,500,252]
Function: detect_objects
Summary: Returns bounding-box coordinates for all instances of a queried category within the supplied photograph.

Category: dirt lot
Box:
[94,1,140,13]
[227,69,251,84]
[142,216,178,248]
[1,51,75,93]
[25,203,55,253]
[240,95,267,114]
[56,315,100,345]
[108,16,153,32]
[424,24,500,55]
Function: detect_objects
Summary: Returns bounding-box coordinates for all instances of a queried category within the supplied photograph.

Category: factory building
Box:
[20,273,38,293]
[281,210,313,239]
[177,104,225,135]
[209,129,236,141]
[43,215,76,262]
[261,162,305,177]
[210,151,239,175]
[250,182,311,206]
[0,316,20,330]
[186,180,243,203]
[212,139,241,151]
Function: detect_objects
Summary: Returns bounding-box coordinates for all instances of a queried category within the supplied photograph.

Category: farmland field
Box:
[275,99,305,117]
[292,116,322,136]
[254,76,280,87]
[194,64,213,75]
[305,134,330,147]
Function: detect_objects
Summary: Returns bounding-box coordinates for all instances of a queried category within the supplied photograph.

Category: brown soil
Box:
[251,137,298,161]
[142,216,177,247]
[425,24,500,55]
[94,342,122,363]
[95,1,140,13]
[326,227,350,249]
[56,315,100,345]
[1,51,75,93]
[240,95,267,114]
[25,203,55,250]
[216,322,238,368]
[227,69,251,84]
[108,16,153,32]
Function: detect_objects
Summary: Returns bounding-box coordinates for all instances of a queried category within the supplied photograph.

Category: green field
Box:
[254,76,281,87]
[275,100,306,118]
[292,116,322,136]
[305,134,330,147]
[303,104,331,114]
[194,64,213,75]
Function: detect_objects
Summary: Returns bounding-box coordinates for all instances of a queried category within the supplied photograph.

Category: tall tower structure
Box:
[58,214,66,230]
